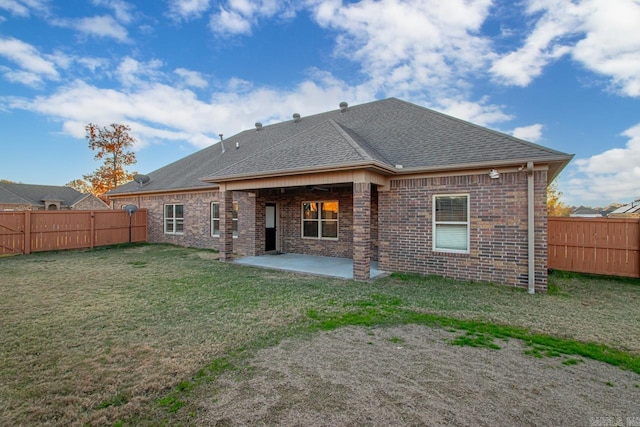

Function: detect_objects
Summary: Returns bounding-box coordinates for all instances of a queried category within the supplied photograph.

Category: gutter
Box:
[527,161,535,294]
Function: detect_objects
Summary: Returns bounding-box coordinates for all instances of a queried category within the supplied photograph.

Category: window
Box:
[164,204,184,234]
[302,201,338,239]
[211,201,238,238]
[433,195,469,253]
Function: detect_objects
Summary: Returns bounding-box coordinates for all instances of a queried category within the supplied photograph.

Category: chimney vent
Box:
[293,113,301,123]
[339,101,348,112]
[255,122,263,131]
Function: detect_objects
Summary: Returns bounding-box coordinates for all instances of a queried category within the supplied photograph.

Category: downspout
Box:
[527,161,535,294]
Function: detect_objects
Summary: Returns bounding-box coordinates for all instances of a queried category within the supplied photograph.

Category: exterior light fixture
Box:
[489,169,500,179]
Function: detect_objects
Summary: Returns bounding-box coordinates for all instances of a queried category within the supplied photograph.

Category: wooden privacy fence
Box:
[0,210,146,256]
[548,217,640,278]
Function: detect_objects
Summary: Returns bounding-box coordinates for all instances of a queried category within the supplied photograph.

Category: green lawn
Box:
[0,244,638,426]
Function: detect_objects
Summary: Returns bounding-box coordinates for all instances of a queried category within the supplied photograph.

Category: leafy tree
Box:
[82,123,137,200]
[547,179,571,216]
[65,179,92,194]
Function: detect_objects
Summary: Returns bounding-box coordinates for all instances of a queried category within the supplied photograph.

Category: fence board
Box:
[0,210,146,255]
[548,217,640,278]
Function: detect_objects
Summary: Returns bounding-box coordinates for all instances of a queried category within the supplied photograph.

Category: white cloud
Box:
[0,36,59,83]
[74,15,129,41]
[167,0,210,21]
[209,0,297,36]
[0,0,49,17]
[0,66,44,86]
[491,0,640,97]
[52,14,129,42]
[4,73,361,150]
[512,123,543,142]
[571,0,640,97]
[310,0,494,101]
[0,0,29,16]
[564,124,640,204]
[174,68,208,88]
[210,7,252,35]
[435,97,512,127]
[116,57,163,87]
[92,0,135,24]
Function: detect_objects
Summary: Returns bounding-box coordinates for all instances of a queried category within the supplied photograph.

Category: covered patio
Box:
[234,253,385,279]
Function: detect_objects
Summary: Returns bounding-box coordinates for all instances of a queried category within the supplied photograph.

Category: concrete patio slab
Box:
[233,253,384,279]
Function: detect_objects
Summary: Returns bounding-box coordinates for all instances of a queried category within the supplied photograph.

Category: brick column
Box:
[353,182,371,280]
[220,190,234,261]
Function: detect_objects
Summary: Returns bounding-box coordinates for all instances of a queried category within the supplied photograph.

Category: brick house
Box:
[108,98,573,291]
[0,182,109,211]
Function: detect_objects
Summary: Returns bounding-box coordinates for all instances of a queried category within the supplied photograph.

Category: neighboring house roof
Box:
[0,182,91,207]
[571,206,602,217]
[609,201,640,216]
[109,97,573,195]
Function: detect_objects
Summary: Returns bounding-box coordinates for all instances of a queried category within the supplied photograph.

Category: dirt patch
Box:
[194,251,220,260]
[196,325,640,426]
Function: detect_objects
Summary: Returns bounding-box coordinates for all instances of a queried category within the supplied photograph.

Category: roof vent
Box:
[255,122,263,131]
[293,113,301,123]
[219,134,225,153]
[339,101,348,112]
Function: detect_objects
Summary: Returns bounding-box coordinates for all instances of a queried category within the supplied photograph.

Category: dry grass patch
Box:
[0,244,638,426]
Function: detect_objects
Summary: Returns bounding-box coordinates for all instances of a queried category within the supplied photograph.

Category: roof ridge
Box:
[327,119,371,161]
[330,121,394,166]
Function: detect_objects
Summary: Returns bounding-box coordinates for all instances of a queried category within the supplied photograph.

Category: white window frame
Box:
[432,194,470,254]
[301,201,339,240]
[211,201,238,238]
[164,203,184,235]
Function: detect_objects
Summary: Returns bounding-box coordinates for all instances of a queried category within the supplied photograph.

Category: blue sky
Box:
[0,0,639,207]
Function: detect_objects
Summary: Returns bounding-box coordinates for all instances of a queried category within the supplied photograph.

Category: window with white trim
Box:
[211,201,238,238]
[164,204,184,234]
[302,201,338,239]
[433,195,469,253]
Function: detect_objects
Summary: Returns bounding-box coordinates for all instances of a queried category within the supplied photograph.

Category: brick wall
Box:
[110,190,256,255]
[257,185,378,260]
[379,171,548,290]
[73,195,109,210]
[0,204,33,211]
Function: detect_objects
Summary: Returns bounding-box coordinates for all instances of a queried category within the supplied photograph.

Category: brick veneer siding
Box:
[378,171,548,290]
[0,204,34,211]
[73,195,109,210]
[254,185,380,260]
[110,190,256,255]
[353,182,372,280]
[112,184,380,261]
[258,186,359,259]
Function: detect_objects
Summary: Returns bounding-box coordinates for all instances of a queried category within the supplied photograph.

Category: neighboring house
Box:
[0,182,109,211]
[608,200,640,218]
[108,98,573,291]
[570,206,603,218]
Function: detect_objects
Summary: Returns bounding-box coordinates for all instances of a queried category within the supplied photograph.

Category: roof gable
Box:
[204,119,391,180]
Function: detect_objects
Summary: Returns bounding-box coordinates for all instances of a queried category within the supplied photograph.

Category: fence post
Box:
[24,210,31,255]
[90,211,95,249]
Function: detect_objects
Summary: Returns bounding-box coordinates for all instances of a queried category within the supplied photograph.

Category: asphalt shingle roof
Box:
[109,97,572,195]
[0,183,87,207]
